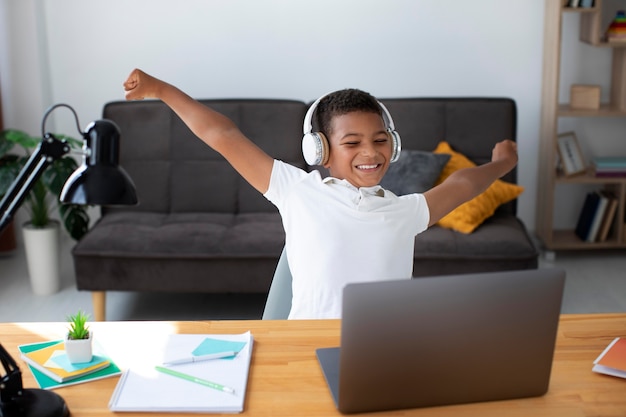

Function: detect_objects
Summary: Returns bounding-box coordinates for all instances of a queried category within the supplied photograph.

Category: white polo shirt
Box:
[264,160,430,319]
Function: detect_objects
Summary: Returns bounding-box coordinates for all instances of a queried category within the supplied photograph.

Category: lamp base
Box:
[0,388,69,417]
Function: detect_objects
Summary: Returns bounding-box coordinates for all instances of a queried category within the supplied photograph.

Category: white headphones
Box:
[301,93,402,166]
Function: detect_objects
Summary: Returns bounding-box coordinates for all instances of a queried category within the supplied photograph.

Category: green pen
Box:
[155,366,235,395]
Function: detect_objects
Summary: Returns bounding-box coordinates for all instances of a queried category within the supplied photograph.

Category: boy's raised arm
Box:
[424,139,518,227]
[123,69,274,194]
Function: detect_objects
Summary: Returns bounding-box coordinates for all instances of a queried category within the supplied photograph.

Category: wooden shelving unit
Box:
[536,0,626,251]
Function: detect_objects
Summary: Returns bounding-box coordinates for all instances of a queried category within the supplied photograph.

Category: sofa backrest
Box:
[379,98,518,214]
[103,99,308,214]
[103,97,517,215]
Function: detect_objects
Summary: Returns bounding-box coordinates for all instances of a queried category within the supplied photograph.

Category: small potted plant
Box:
[64,310,93,363]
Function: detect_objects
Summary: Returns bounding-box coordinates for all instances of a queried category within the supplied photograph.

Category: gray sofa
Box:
[72,97,538,321]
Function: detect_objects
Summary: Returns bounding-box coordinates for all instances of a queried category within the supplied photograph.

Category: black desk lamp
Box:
[0,103,138,233]
[0,103,138,416]
[0,344,68,417]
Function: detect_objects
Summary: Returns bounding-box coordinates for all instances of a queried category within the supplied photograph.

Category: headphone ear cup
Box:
[389,130,402,163]
[302,131,330,166]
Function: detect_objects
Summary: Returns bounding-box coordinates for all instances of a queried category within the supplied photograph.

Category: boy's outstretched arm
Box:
[423,140,518,227]
[123,69,274,193]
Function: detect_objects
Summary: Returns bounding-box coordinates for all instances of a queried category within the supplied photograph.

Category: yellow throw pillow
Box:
[433,141,524,234]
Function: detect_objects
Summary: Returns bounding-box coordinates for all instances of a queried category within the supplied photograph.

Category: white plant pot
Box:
[64,331,93,364]
[22,222,61,295]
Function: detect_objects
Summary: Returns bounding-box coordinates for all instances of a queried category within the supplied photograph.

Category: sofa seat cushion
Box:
[74,212,285,259]
[412,214,537,276]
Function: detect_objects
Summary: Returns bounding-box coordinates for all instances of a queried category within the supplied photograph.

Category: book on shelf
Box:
[606,10,626,42]
[567,0,594,7]
[18,340,121,390]
[575,191,609,242]
[595,171,626,178]
[597,193,618,242]
[593,337,626,379]
[593,156,626,167]
[593,157,626,177]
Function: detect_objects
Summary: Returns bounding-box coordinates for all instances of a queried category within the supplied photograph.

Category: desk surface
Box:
[1,314,625,416]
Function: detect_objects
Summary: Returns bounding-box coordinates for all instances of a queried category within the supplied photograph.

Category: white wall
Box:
[1,0,546,231]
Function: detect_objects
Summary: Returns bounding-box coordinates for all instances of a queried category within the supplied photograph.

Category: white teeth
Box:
[358,164,378,170]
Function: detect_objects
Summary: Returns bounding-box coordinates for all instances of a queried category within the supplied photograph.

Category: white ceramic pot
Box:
[64,331,93,364]
[22,221,61,295]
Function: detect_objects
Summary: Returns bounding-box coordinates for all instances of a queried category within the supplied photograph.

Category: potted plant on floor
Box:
[0,129,90,294]
[64,310,93,363]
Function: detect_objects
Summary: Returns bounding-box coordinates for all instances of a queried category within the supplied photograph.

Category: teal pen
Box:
[155,366,236,394]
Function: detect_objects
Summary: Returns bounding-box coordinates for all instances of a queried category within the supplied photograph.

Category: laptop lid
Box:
[316,268,565,414]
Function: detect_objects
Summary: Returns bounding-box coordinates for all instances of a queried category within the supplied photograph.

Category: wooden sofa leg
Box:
[92,291,106,321]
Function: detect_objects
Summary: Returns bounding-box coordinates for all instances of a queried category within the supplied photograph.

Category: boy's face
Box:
[324,111,392,188]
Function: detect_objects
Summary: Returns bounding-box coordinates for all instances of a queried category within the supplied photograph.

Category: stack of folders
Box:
[574,190,618,243]
[109,331,253,413]
[18,340,121,390]
[593,157,626,177]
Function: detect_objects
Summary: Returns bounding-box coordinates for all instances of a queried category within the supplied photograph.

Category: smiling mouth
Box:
[356,164,380,170]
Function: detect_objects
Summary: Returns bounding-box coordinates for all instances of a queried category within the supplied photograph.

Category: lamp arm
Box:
[0,134,70,233]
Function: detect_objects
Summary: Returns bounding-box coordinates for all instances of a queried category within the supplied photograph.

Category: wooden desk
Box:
[1,314,625,416]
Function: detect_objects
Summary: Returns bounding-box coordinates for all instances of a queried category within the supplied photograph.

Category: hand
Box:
[491,139,518,168]
[123,68,162,100]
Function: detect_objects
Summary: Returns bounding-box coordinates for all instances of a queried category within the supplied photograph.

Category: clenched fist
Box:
[123,69,163,100]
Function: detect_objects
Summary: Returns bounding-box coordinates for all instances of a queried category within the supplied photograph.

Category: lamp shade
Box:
[60,120,138,206]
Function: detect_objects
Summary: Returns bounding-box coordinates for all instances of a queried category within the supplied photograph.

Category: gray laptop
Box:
[316,268,565,414]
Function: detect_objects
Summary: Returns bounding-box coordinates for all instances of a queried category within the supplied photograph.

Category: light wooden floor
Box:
[0,234,625,322]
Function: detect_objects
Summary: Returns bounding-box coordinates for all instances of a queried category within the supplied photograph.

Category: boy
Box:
[123,69,518,319]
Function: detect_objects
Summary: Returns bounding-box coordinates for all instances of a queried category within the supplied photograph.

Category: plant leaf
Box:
[42,157,78,197]
[0,130,90,238]
[67,310,90,339]
[5,129,39,150]
[25,181,50,227]
[0,156,21,196]
[59,204,90,241]
[0,131,16,158]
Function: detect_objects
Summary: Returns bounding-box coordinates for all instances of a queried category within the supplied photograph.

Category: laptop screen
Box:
[317,268,565,414]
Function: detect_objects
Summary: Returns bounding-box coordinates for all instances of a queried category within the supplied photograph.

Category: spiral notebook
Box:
[108,331,253,413]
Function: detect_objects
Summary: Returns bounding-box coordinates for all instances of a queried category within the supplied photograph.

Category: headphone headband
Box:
[303,93,395,136]
[302,91,401,166]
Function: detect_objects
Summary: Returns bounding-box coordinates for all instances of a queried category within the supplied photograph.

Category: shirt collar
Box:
[323,177,385,197]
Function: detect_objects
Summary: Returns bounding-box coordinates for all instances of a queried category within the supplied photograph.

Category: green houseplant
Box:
[0,129,89,240]
[65,310,93,363]
[67,310,91,340]
[0,134,17,252]
[1,129,91,295]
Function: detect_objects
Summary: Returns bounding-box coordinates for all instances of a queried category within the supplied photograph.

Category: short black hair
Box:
[315,89,382,138]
